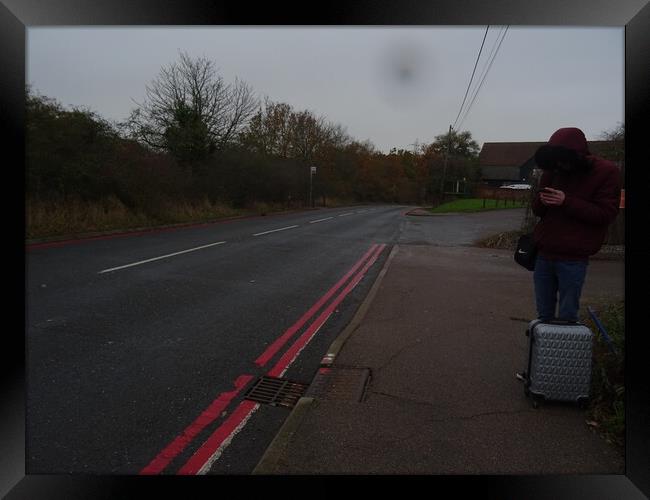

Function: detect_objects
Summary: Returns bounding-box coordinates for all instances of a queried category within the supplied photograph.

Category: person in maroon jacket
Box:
[530,127,620,322]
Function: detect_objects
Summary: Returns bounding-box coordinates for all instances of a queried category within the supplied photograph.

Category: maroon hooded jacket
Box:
[532,127,621,260]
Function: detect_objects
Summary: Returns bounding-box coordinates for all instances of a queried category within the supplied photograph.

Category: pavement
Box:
[253,211,626,475]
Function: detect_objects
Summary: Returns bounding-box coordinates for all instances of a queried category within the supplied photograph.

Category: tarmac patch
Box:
[305,366,371,402]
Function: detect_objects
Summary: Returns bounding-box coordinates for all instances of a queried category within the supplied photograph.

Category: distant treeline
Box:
[25,53,483,237]
[26,53,625,240]
[26,91,478,209]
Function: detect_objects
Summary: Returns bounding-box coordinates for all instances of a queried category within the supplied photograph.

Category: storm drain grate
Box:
[244,376,309,408]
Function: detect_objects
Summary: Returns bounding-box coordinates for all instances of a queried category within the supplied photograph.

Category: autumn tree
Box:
[312,121,353,204]
[238,99,357,204]
[423,128,481,200]
[241,99,351,161]
[125,52,258,169]
[240,98,294,157]
[385,148,428,203]
[428,128,480,159]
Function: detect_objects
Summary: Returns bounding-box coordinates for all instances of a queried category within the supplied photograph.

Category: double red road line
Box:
[140,243,386,475]
[254,243,380,368]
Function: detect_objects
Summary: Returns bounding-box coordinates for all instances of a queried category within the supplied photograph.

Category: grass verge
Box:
[26,197,296,241]
[26,196,367,241]
[429,198,526,214]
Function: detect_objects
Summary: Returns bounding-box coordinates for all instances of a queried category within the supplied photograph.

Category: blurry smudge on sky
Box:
[27,26,624,152]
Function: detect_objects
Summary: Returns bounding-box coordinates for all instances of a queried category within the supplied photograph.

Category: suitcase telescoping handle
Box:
[526,318,580,336]
[545,319,580,325]
[538,318,580,325]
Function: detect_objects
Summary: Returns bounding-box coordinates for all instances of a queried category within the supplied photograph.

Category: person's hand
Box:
[539,187,565,206]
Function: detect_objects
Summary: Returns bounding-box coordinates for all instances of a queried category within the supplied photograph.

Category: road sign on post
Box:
[310,166,316,208]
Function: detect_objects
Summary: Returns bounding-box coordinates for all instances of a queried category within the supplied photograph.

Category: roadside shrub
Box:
[582,300,625,449]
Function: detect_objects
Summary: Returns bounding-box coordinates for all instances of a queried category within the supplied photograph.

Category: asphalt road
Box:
[26,204,526,474]
[26,205,407,474]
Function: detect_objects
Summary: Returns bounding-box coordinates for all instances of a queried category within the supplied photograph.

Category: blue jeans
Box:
[533,255,588,322]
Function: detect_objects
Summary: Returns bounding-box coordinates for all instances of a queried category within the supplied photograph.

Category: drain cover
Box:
[244,376,309,408]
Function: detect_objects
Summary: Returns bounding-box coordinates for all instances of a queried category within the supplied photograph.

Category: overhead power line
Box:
[471,26,506,98]
[452,26,490,131]
[457,26,509,130]
[456,26,505,128]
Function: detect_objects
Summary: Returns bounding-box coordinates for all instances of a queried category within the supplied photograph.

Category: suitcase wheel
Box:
[531,395,542,409]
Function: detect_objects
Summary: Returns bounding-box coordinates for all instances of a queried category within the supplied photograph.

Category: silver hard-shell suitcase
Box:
[521,319,593,408]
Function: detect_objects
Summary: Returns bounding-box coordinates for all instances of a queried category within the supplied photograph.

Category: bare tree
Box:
[322,122,352,150]
[287,110,332,163]
[599,122,625,165]
[125,52,258,165]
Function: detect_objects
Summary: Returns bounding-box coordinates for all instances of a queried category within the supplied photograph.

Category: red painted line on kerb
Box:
[268,244,386,378]
[254,243,379,367]
[26,224,217,251]
[139,375,253,475]
[177,244,386,475]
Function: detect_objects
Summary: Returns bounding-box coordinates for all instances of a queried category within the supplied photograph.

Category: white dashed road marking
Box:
[99,241,227,274]
[252,225,300,237]
[309,217,334,224]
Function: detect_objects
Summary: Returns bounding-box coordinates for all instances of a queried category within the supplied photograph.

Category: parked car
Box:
[501,183,531,190]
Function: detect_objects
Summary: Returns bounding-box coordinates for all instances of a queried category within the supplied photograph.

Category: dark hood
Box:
[534,127,592,172]
[547,127,590,156]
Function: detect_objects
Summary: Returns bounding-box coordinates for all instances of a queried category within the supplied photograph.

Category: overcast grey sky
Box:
[27,27,624,153]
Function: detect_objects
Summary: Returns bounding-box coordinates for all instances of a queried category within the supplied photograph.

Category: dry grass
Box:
[322,197,361,208]
[26,197,151,239]
[26,196,357,241]
[158,198,241,223]
[474,229,524,251]
[26,197,241,240]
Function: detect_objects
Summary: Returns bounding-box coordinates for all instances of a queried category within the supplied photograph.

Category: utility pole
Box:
[439,124,453,204]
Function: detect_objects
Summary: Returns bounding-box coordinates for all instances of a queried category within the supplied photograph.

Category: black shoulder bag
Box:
[514,233,538,271]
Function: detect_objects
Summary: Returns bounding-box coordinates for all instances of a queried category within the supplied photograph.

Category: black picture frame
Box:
[4,0,649,497]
